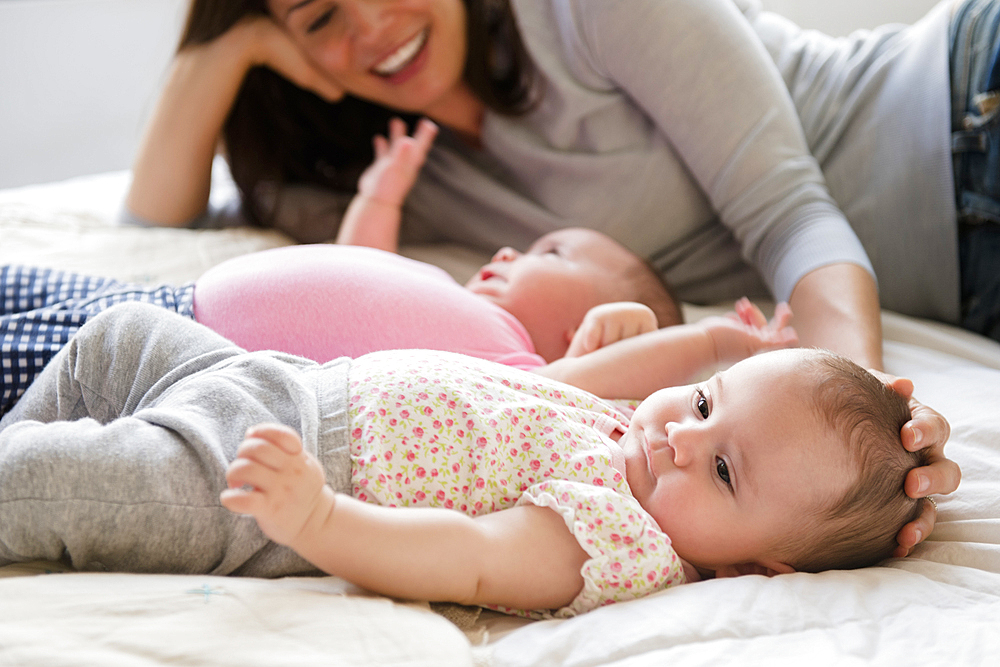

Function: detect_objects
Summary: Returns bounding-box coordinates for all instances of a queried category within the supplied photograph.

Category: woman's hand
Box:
[564,302,659,358]
[869,373,961,556]
[238,15,344,103]
[220,423,336,548]
[127,15,342,226]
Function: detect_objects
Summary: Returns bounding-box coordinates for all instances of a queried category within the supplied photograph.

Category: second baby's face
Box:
[464,228,639,362]
[619,349,855,576]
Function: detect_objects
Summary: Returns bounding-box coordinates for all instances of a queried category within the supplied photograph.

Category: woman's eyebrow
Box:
[286,0,316,20]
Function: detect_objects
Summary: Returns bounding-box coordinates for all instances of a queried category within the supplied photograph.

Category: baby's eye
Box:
[695,390,710,419]
[715,457,731,486]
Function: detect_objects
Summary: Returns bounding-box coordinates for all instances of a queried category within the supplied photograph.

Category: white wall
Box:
[0,0,186,188]
[761,0,939,36]
[0,0,945,189]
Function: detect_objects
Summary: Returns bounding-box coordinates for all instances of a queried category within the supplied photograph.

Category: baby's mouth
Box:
[644,434,657,481]
[372,28,429,77]
[475,267,503,283]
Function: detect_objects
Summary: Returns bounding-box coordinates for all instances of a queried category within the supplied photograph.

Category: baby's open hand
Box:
[702,298,799,363]
[356,117,438,208]
[565,302,659,357]
[220,423,334,548]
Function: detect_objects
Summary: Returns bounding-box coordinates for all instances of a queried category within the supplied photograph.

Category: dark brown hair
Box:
[781,351,928,573]
[178,0,537,230]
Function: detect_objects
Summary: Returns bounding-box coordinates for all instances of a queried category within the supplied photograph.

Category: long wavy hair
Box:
[179,0,538,226]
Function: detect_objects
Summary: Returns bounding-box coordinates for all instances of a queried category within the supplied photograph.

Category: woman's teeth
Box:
[373,29,428,76]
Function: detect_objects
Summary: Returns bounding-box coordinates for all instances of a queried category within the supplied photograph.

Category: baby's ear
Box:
[714,561,796,578]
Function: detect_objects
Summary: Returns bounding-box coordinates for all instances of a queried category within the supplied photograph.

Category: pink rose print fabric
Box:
[347,350,686,618]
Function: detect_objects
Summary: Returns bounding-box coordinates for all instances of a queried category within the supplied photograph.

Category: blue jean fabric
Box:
[951,0,1000,342]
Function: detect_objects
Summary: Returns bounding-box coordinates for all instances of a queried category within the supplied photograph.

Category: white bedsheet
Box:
[1,173,999,666]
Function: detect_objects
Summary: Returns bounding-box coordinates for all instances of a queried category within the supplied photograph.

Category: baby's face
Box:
[620,349,854,575]
[464,228,636,362]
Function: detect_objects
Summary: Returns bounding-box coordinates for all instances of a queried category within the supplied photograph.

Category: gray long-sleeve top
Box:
[745,0,955,322]
[144,0,958,320]
[402,0,874,306]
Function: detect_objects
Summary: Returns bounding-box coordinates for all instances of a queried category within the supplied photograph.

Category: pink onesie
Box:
[193,245,546,370]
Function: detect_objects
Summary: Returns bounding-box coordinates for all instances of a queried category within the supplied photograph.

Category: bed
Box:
[1,168,999,665]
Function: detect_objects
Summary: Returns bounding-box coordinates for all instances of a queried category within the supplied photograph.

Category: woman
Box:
[745,0,1000,340]
[124,0,958,549]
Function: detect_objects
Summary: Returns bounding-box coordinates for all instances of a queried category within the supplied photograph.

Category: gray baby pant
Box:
[0,302,353,576]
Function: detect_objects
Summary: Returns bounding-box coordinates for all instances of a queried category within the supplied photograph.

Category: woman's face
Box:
[267,0,468,114]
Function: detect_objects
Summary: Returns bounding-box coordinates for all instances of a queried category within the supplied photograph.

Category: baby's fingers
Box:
[565,321,602,357]
[235,436,291,472]
[372,134,390,160]
[734,297,767,328]
[219,486,266,516]
[388,116,408,143]
[411,118,439,156]
[770,302,793,331]
[245,423,304,455]
[225,456,279,493]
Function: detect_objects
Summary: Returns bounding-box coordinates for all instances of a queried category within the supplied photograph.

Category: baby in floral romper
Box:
[0,299,924,618]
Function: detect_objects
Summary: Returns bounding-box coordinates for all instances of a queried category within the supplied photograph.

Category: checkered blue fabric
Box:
[1,266,195,416]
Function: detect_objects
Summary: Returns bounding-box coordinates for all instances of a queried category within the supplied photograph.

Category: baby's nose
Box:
[491,247,518,263]
[664,422,694,466]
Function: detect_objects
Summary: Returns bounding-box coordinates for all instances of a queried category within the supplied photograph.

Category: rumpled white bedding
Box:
[1,172,999,666]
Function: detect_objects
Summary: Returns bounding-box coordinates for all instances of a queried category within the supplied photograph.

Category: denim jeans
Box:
[951,0,1000,342]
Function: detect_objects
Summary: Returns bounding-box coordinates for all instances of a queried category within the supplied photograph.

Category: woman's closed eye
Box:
[308,7,336,33]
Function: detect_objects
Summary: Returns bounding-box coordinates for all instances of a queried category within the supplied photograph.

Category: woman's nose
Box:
[342,1,388,43]
[491,247,519,263]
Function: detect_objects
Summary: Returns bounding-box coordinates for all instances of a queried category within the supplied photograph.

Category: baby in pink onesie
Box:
[194,119,681,368]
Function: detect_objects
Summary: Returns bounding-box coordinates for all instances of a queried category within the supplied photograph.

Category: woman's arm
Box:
[126,18,342,227]
[572,0,878,357]
[220,424,587,610]
[788,263,883,370]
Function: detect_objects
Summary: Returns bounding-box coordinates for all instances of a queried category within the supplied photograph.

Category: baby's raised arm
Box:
[334,118,439,252]
[220,424,586,610]
[536,298,798,399]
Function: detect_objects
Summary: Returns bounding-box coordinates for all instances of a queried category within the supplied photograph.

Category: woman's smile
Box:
[372,27,429,80]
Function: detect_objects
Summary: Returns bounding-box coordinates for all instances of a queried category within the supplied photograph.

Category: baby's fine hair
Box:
[619,254,684,329]
[782,350,928,573]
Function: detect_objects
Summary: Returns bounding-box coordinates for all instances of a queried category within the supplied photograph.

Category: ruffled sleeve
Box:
[513,479,686,618]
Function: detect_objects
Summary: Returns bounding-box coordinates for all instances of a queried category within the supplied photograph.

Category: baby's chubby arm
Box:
[537,298,797,399]
[221,424,587,610]
[564,302,659,358]
[334,117,438,252]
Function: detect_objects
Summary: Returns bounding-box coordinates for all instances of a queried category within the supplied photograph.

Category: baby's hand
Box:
[220,423,334,548]
[356,117,438,207]
[564,302,659,357]
[701,298,798,363]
